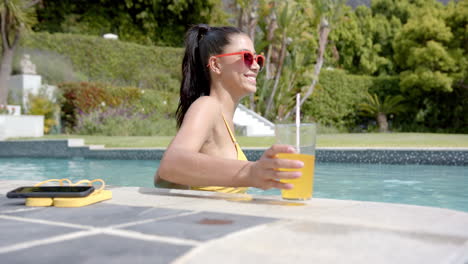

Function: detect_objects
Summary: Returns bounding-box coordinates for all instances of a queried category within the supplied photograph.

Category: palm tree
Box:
[359,92,406,132]
[236,0,259,110]
[0,0,40,105]
[283,0,346,119]
[264,1,296,115]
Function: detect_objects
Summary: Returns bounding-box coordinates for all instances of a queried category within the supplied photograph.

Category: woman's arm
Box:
[156,97,303,189]
[158,146,251,187]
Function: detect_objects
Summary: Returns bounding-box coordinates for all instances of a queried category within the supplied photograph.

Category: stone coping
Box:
[1,180,467,264]
[1,139,468,165]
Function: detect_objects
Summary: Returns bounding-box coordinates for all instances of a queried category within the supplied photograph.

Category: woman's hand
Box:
[245,144,304,190]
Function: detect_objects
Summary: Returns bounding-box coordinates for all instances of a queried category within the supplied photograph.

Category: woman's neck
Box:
[209,82,240,120]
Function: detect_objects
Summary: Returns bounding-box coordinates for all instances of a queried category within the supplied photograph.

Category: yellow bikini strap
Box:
[221,113,237,144]
[222,113,248,161]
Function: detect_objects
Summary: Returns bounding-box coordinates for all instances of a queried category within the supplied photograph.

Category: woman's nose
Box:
[251,59,260,72]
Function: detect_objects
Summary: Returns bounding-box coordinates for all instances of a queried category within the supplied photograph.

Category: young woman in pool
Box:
[155,24,303,193]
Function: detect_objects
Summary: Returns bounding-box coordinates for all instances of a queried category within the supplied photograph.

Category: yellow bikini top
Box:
[190,114,248,194]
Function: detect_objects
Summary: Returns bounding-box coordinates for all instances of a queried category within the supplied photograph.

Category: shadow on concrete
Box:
[138,187,306,207]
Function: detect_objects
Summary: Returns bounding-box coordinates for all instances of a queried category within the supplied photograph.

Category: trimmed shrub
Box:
[0,105,9,114]
[20,32,183,91]
[58,82,143,129]
[74,105,176,136]
[369,75,401,96]
[301,70,404,131]
[58,82,178,135]
[28,93,59,134]
[303,69,374,129]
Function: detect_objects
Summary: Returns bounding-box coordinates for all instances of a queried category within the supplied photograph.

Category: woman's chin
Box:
[234,83,257,98]
[243,84,257,94]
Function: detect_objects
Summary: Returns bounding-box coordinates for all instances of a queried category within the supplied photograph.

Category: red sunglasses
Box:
[208,51,265,71]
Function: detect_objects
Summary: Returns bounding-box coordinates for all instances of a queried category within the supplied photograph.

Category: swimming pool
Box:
[1,157,467,212]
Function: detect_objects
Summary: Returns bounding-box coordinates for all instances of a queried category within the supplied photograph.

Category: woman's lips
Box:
[245,74,257,84]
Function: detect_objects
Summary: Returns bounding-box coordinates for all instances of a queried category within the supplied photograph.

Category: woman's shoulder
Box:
[183,96,221,125]
[188,96,221,113]
[192,96,220,107]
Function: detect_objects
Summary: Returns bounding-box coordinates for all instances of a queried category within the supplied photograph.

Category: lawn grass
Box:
[16,133,468,148]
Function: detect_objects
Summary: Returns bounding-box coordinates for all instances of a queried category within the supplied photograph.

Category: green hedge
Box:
[21,32,183,92]
[57,82,178,135]
[303,69,371,129]
[19,32,406,133]
[302,70,401,131]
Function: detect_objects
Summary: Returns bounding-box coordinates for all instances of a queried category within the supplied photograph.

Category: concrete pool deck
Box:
[1,180,468,264]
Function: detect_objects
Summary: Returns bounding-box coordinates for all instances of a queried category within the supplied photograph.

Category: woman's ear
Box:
[208,57,222,74]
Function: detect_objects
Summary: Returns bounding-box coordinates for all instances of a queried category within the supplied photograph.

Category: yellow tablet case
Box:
[25,178,112,208]
[53,190,112,207]
[26,197,54,207]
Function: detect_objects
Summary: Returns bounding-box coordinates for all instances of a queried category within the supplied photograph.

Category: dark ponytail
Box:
[176,24,243,128]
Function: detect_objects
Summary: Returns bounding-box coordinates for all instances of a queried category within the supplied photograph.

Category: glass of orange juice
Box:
[275,123,316,200]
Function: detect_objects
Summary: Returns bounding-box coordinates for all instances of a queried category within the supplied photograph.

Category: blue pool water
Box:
[0,157,467,212]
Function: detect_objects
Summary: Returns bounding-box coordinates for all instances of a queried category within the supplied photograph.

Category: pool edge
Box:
[1,139,467,165]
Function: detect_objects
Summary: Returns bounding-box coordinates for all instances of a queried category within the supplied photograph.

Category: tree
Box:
[252,0,317,120]
[0,0,41,105]
[328,0,408,76]
[236,0,260,109]
[406,0,468,132]
[236,0,259,42]
[283,0,346,120]
[445,0,468,91]
[359,92,405,132]
[329,5,391,75]
[393,3,457,96]
[33,0,228,46]
[264,1,296,115]
[371,0,413,24]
